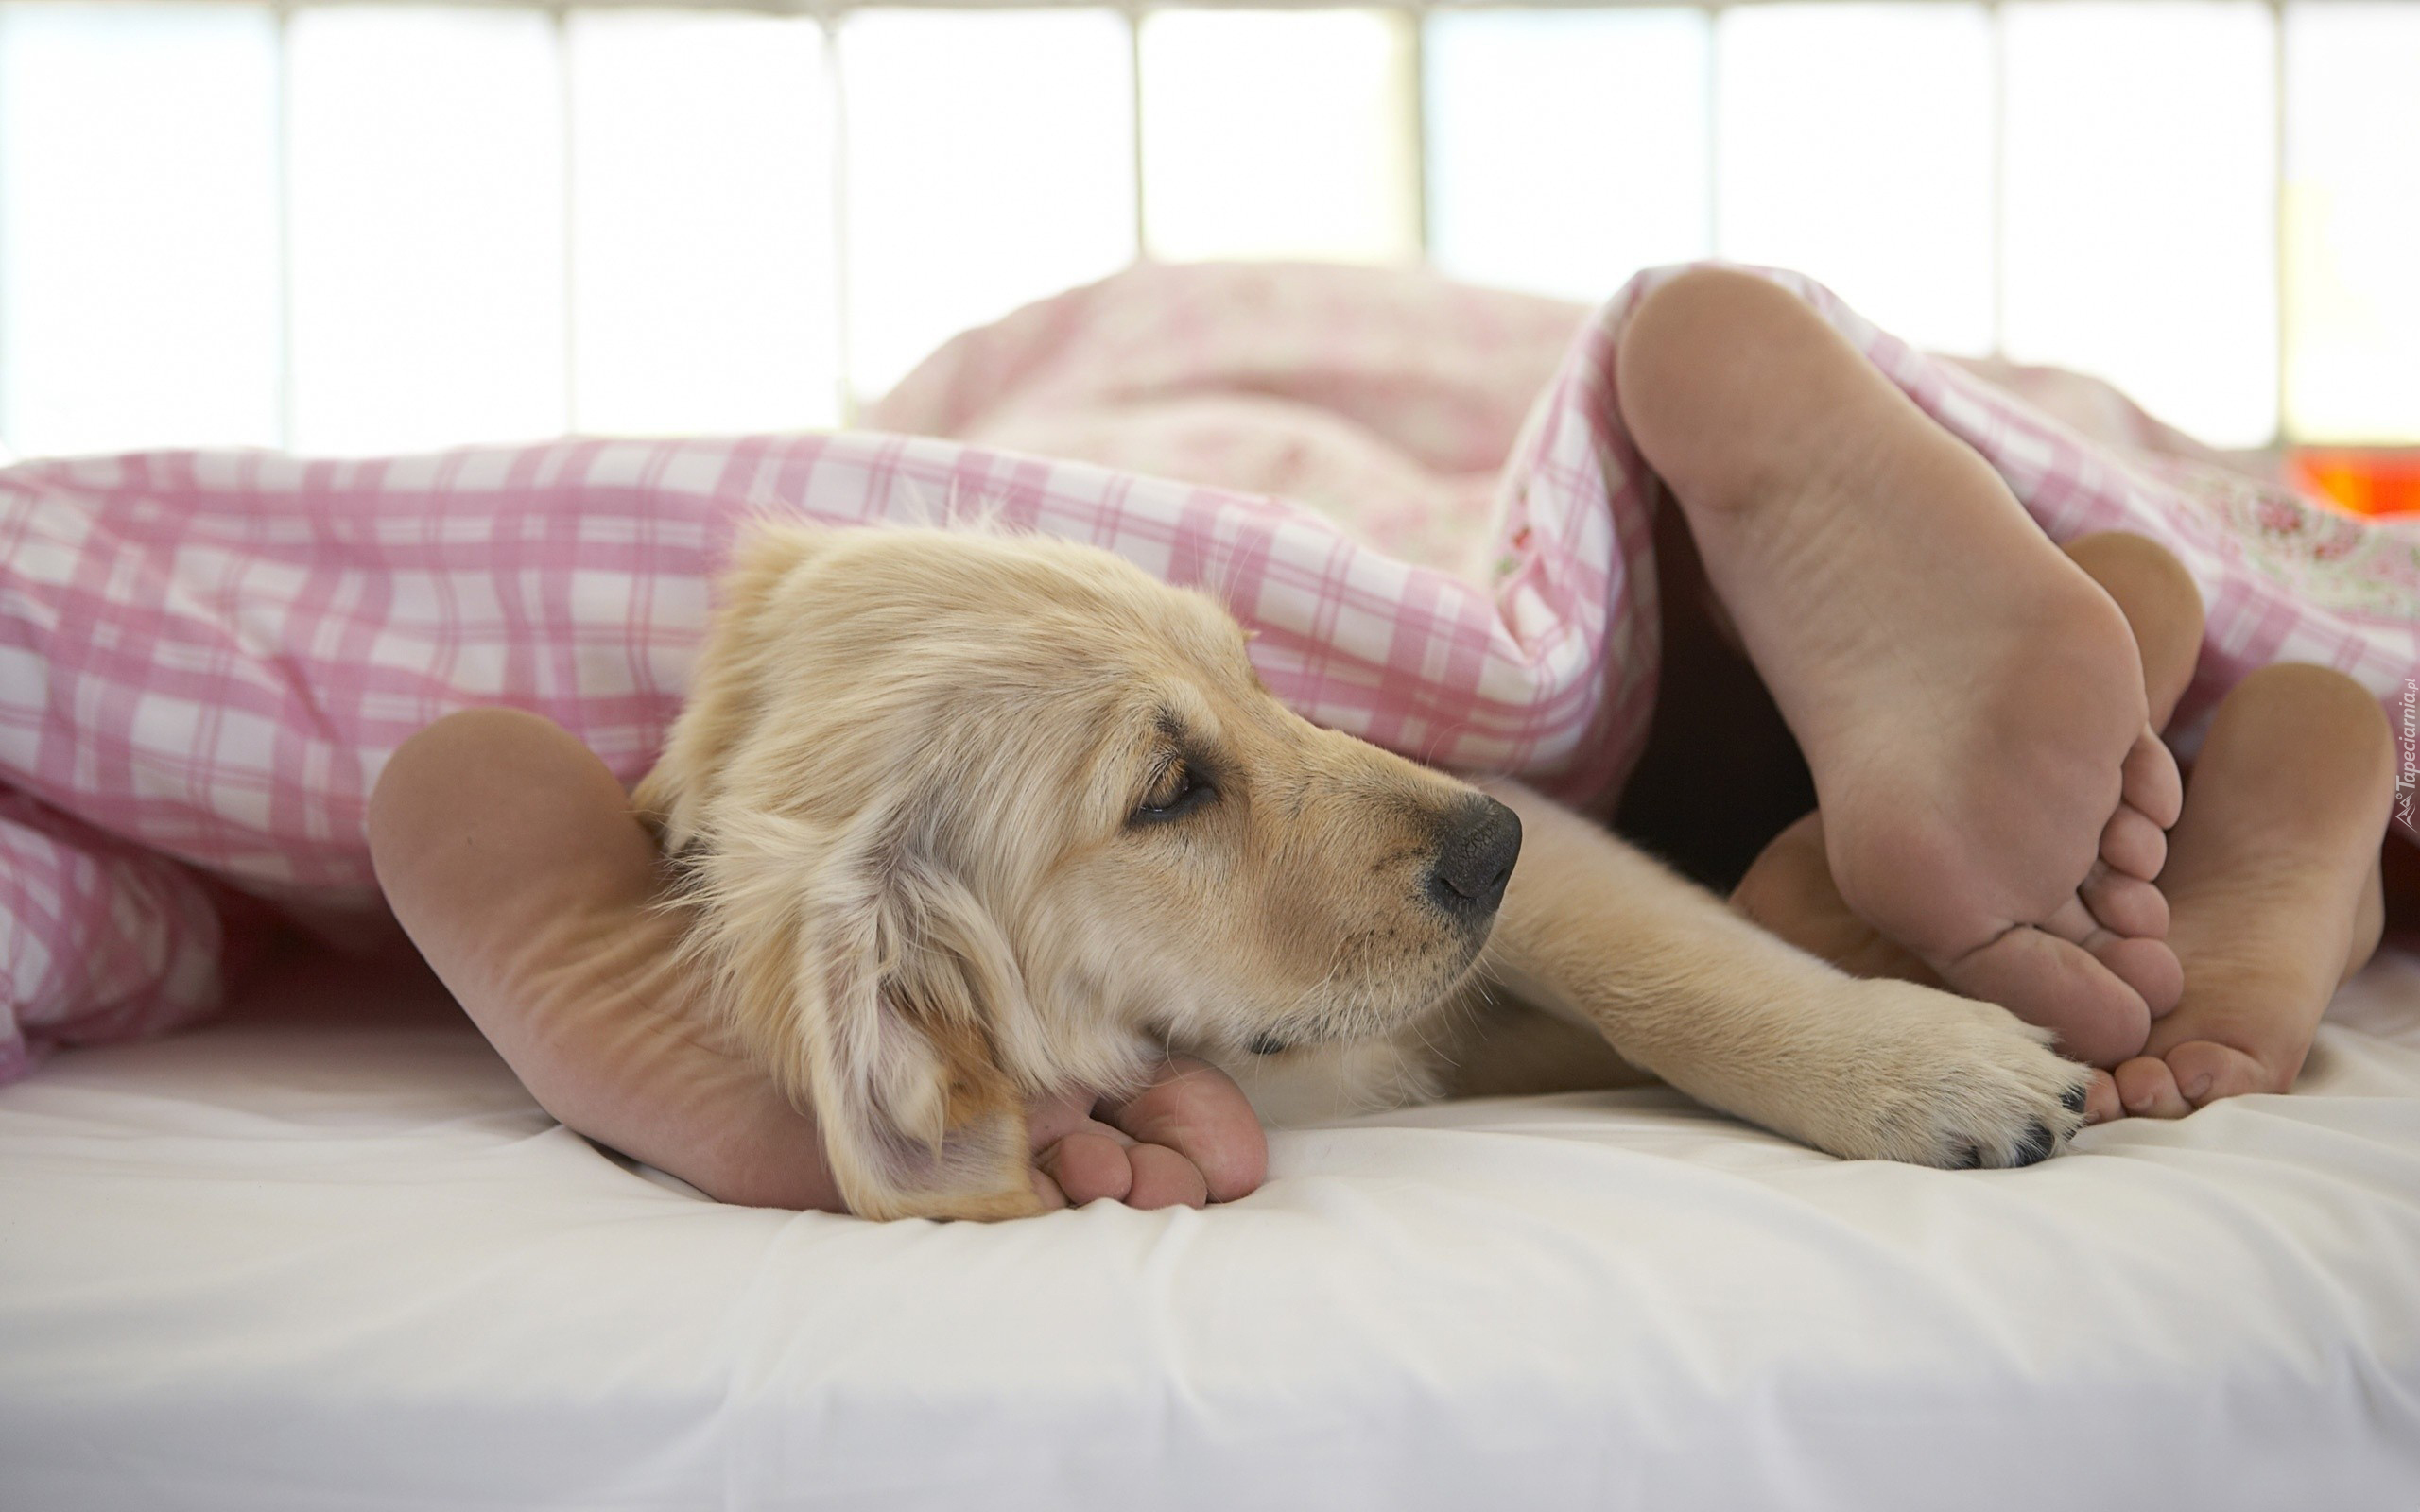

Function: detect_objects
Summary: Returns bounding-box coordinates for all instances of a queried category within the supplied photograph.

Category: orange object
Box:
[2291,449,2420,516]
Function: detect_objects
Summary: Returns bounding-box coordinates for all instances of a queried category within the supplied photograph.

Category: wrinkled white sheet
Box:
[4,946,2418,1511]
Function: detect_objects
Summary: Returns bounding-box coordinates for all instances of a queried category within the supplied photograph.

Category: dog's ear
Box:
[686,806,1046,1222]
[635,524,831,850]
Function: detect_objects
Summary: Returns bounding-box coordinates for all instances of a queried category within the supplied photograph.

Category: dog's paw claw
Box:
[2011,1119,2057,1168]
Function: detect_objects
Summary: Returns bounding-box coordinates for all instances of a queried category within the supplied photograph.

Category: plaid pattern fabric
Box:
[4,260,2415,1076]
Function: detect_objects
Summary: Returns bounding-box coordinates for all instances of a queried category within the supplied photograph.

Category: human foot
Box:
[1729,809,1940,987]
[1620,269,2181,1065]
[2105,663,2393,1119]
[369,708,1266,1213]
[2057,531,2205,950]
[1733,533,2205,1066]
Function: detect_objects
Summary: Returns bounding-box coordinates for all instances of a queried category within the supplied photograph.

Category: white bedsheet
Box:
[5,947,2418,1511]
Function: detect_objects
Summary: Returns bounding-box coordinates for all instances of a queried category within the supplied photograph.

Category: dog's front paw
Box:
[1802,979,2093,1169]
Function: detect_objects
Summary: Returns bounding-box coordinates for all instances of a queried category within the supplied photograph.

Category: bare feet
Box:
[1735,533,2397,1125]
[2107,664,2393,1119]
[1733,532,2204,1069]
[2058,531,2204,953]
[1729,809,1941,988]
[368,708,1267,1214]
[1620,268,2181,1066]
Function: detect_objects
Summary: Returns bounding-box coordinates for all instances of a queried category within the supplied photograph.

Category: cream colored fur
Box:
[636,522,2091,1220]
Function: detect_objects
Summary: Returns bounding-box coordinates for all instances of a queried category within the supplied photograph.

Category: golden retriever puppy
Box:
[636,523,2091,1220]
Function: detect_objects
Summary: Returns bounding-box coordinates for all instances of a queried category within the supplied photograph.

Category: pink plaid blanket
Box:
[6,261,2415,1081]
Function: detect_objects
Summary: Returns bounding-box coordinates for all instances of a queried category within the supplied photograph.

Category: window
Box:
[1,0,2412,459]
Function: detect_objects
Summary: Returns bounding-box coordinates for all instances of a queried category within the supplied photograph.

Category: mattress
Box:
[4,943,2418,1511]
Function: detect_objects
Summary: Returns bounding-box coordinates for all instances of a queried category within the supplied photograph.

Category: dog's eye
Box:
[1133,761,1215,824]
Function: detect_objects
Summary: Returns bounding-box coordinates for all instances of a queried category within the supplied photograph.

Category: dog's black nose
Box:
[1425,795,1522,921]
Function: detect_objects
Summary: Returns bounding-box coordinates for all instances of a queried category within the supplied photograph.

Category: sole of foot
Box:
[1732,533,2207,1069]
[2103,662,2393,1120]
[1621,273,2180,1064]
[370,707,854,1211]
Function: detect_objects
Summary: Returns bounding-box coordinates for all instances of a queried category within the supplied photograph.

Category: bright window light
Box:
[2283,3,2420,444]
[2003,2,2277,448]
[1717,3,1996,356]
[0,2,280,458]
[1,0,2410,459]
[841,9,1135,405]
[1425,9,1710,305]
[1141,9,1418,266]
[568,9,839,437]
[287,5,567,455]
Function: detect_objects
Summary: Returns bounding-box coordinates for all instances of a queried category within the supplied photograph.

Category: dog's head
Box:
[636,523,1517,1219]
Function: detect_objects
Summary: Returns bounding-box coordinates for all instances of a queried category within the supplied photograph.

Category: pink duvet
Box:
[4,260,2413,1079]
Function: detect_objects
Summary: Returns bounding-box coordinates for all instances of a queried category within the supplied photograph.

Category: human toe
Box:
[2083,1070,2124,1125]
[2091,935,2184,1020]
[1942,925,2151,1067]
[2121,728,2184,831]
[2081,864,2169,939]
[2113,1056,2192,1118]
[1037,1126,1135,1206]
[2162,1039,2281,1107]
[2047,888,2181,1014]
[1122,1143,1212,1210]
[1102,1057,1267,1203]
[2100,802,2168,882]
